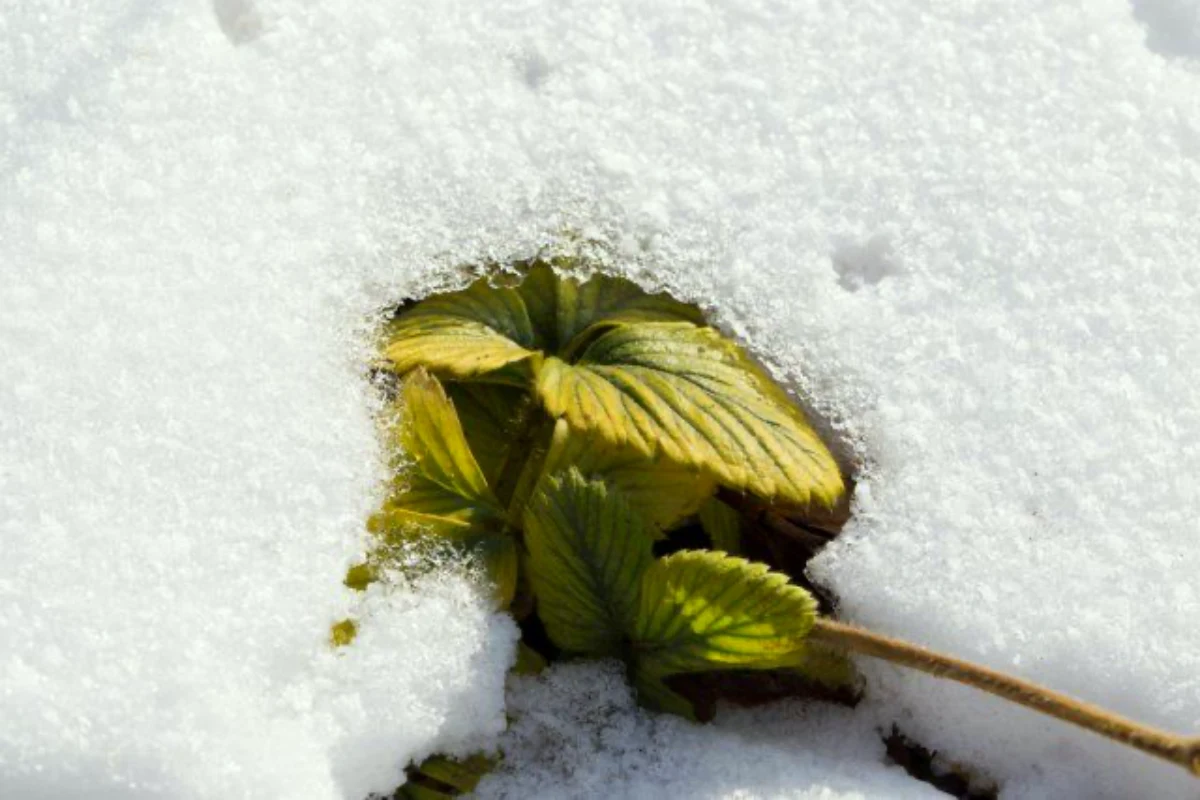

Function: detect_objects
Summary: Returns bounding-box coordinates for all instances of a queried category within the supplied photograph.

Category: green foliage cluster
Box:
[344,259,851,796]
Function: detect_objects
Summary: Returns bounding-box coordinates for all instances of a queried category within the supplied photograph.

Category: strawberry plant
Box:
[344,257,1199,797]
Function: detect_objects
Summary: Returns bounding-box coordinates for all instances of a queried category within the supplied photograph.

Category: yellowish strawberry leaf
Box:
[555,271,704,356]
[523,469,655,656]
[381,278,540,381]
[633,550,817,675]
[369,476,497,539]
[380,368,503,532]
[358,370,514,606]
[536,322,844,507]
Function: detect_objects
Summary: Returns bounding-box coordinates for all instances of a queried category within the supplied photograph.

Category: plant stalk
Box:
[810,619,1200,777]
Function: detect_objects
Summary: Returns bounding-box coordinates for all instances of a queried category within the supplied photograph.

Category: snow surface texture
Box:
[2,0,1199,798]
[476,662,939,799]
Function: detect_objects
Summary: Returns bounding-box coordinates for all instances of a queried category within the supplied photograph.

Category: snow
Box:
[477,661,939,799]
[3,0,1200,798]
[1132,0,1200,59]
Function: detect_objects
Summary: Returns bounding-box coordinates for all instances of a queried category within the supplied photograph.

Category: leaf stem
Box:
[809,619,1200,777]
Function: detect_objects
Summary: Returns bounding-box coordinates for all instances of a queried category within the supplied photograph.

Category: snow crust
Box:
[477,662,939,799]
[3,0,1200,797]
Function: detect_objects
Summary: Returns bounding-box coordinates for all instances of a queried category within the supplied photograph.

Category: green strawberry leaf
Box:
[541,418,714,534]
[359,369,513,606]
[523,468,655,656]
[536,322,844,507]
[633,550,817,675]
[698,497,742,554]
[381,278,540,382]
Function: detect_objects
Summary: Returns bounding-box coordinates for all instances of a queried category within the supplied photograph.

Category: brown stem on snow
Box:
[809,619,1200,777]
